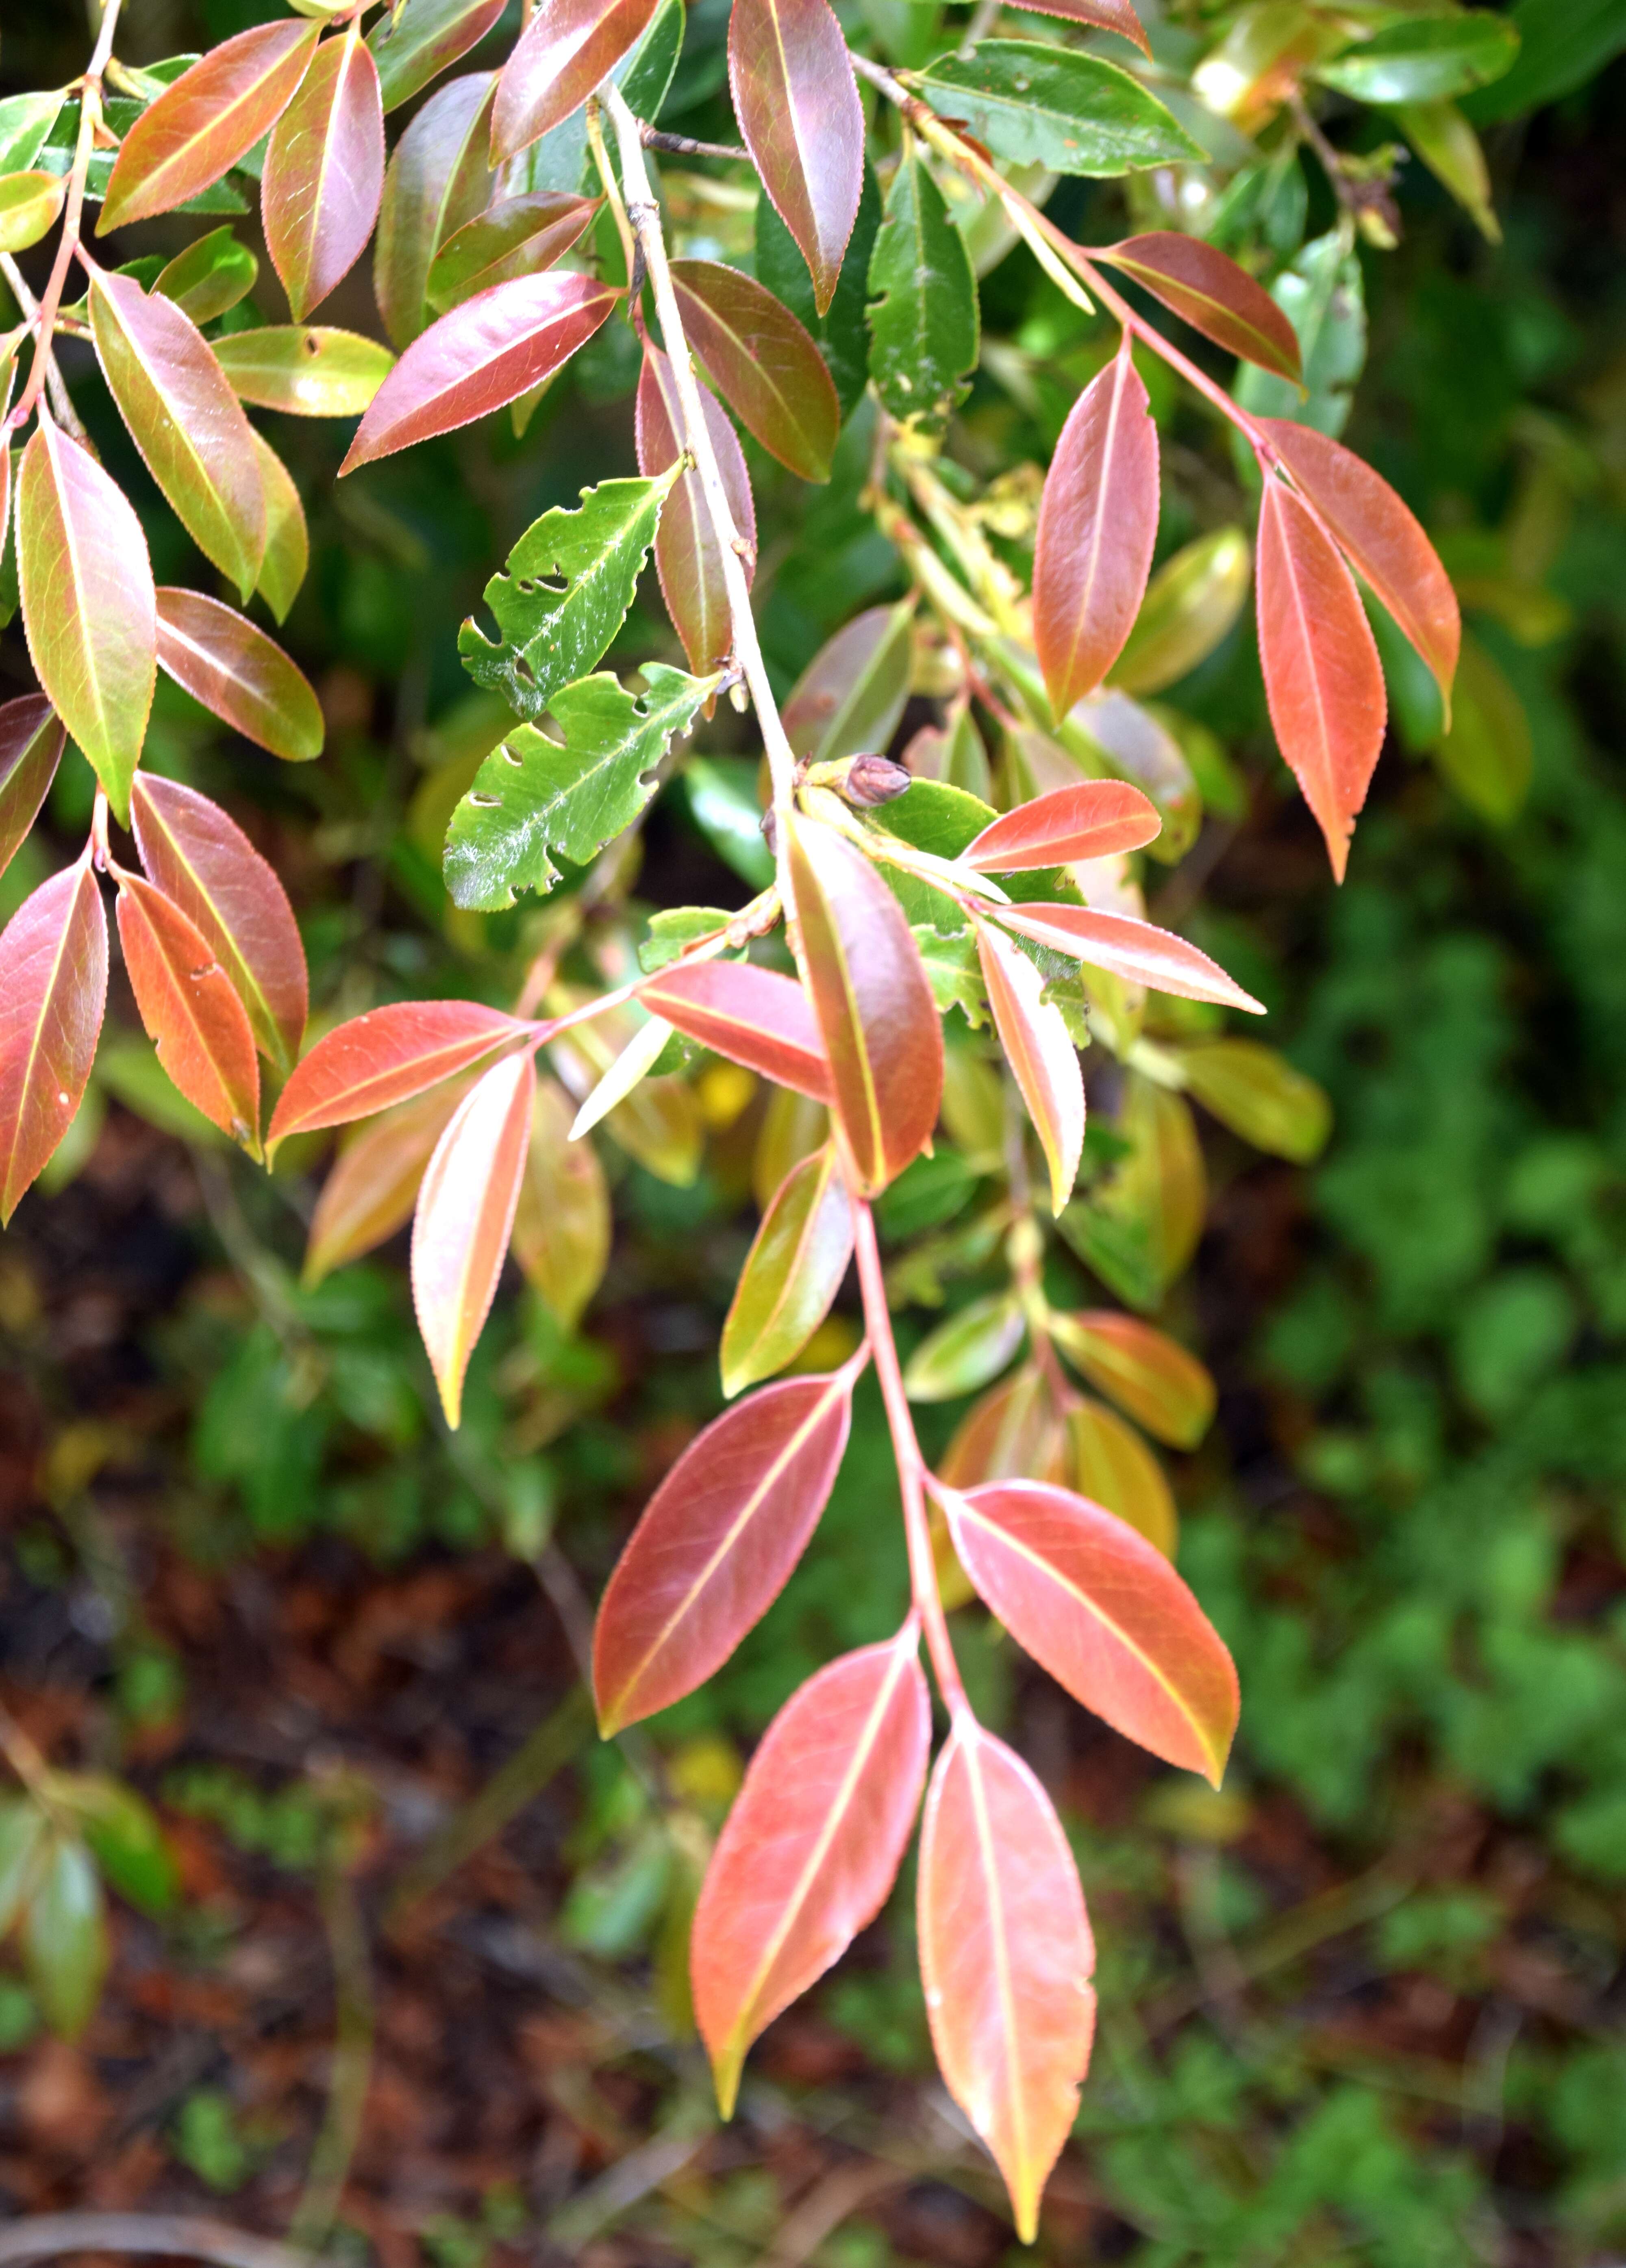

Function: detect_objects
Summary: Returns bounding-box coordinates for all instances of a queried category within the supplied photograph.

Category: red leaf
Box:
[491,0,659,159]
[638,960,831,1103]
[412,1048,536,1426]
[635,341,755,676]
[787,818,943,1196]
[670,259,840,483]
[992,902,1264,1013]
[263,28,386,323]
[593,1366,858,1734]
[693,1629,930,2114]
[728,0,863,317]
[426,189,600,314]
[943,1479,1240,1780]
[114,870,261,1152]
[964,780,1161,872]
[155,588,324,763]
[100,21,322,233]
[1256,476,1387,881]
[1033,338,1160,720]
[1098,232,1303,383]
[976,922,1083,1217]
[130,774,307,1075]
[340,271,619,471]
[267,1000,533,1146]
[374,71,497,350]
[304,1078,472,1288]
[0,695,65,884]
[1014,0,1149,49]
[918,1720,1096,2244]
[1257,417,1460,707]
[0,861,108,1223]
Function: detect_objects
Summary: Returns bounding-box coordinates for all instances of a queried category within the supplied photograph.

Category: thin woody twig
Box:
[641,127,749,163]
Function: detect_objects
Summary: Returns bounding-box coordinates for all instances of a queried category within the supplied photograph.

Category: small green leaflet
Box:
[758,159,882,422]
[913,925,987,1026]
[446,663,720,909]
[913,43,1202,177]
[459,471,678,721]
[867,152,979,434]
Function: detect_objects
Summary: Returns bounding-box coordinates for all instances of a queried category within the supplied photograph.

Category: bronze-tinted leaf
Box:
[0,695,63,884]
[154,589,323,763]
[635,341,755,676]
[426,190,599,313]
[787,816,943,1197]
[993,902,1265,1013]
[1033,339,1160,720]
[510,1074,610,1328]
[1256,475,1387,881]
[1018,0,1149,48]
[0,861,108,1223]
[269,1000,532,1145]
[783,602,913,765]
[721,1143,853,1395]
[370,0,505,112]
[304,1077,472,1287]
[100,21,322,232]
[918,1720,1096,2245]
[639,960,830,1103]
[670,259,840,482]
[374,71,496,349]
[1046,1309,1215,1448]
[593,1366,857,1734]
[939,1366,1067,1492]
[964,781,1160,872]
[491,0,659,159]
[411,1048,536,1425]
[728,0,864,317]
[693,1629,930,2115]
[976,921,1084,1217]
[1097,232,1303,382]
[263,27,387,322]
[1066,1396,1176,1557]
[114,870,261,1153]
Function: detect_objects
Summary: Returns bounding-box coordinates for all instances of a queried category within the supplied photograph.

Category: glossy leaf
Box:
[788,817,943,1196]
[1067,1397,1176,1557]
[215,325,396,416]
[965,781,1160,873]
[915,43,1200,176]
[944,1479,1240,1780]
[784,603,913,765]
[728,0,863,317]
[1257,418,1460,707]
[130,774,308,1074]
[1176,1038,1332,1163]
[374,71,496,350]
[568,1012,671,1140]
[154,588,324,763]
[100,22,321,231]
[757,154,881,421]
[492,0,659,160]
[993,902,1265,1013]
[721,1142,853,1395]
[457,472,675,721]
[1034,340,1160,718]
[0,694,64,883]
[693,1629,929,2115]
[342,272,618,470]
[0,94,65,178]
[155,227,259,324]
[412,1048,536,1425]
[428,189,599,313]
[268,1000,531,1145]
[1109,526,1252,697]
[304,1077,470,1287]
[370,0,506,111]
[636,341,756,676]
[0,170,65,254]
[16,421,155,824]
[918,1721,1096,2245]
[251,431,310,624]
[1047,1311,1215,1448]
[671,260,840,483]
[511,1074,610,1327]
[1394,98,1500,244]
[114,870,261,1152]
[1315,13,1520,105]
[0,860,109,1224]
[263,28,386,321]
[1256,476,1387,882]
[445,662,717,910]
[977,922,1085,1218]
[641,959,833,1103]
[1098,233,1303,383]
[904,1292,1025,1403]
[1021,0,1148,47]
[550,1005,703,1187]
[865,149,979,437]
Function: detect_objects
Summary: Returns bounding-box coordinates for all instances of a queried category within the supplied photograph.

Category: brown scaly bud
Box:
[844,755,914,807]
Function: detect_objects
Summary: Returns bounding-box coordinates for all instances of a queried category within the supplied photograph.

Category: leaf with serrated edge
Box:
[268,1000,530,1145]
[721,1142,853,1395]
[263,28,386,322]
[671,259,840,482]
[374,71,496,350]
[114,870,261,1153]
[16,422,154,824]
[458,472,675,720]
[1048,1311,1215,1448]
[965,782,1160,872]
[428,190,598,313]
[1098,233,1303,383]
[694,1629,929,2115]
[977,922,1084,1216]
[131,774,307,1074]
[492,0,659,159]
[370,0,506,111]
[0,860,108,1223]
[304,1077,472,1287]
[865,149,978,436]
[412,1048,535,1425]
[639,961,832,1104]
[445,662,717,911]
[1020,0,1148,49]
[944,1477,1239,1780]
[155,589,324,763]
[100,21,321,232]
[636,341,756,676]
[993,902,1265,1013]
[593,1366,858,1733]
[914,43,1201,176]
[215,326,395,416]
[918,1720,1095,2245]
[250,432,309,624]
[0,695,64,884]
[729,0,863,317]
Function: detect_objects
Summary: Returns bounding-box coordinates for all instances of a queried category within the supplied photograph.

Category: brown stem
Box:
[641,127,749,163]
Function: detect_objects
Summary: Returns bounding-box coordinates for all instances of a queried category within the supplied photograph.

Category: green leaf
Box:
[639,905,735,974]
[154,226,259,323]
[866,149,978,435]
[913,923,987,1025]
[446,663,720,909]
[1430,633,1531,823]
[903,1292,1026,1401]
[457,472,676,721]
[0,1798,45,1937]
[913,43,1202,176]
[1234,230,1366,439]
[682,757,775,889]
[0,92,65,176]
[757,156,882,422]
[22,1835,108,2040]
[1463,0,1626,121]
[48,1773,178,1916]
[1174,1041,1332,1163]
[1314,13,1519,105]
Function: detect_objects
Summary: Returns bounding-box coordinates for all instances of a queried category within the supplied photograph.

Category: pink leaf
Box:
[0,861,108,1223]
[411,1047,536,1426]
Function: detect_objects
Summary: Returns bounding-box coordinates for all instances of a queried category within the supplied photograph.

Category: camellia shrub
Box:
[0,0,1552,2240]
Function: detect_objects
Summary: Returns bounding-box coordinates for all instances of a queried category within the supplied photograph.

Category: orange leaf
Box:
[963,780,1160,872]
[992,902,1264,1013]
[639,959,831,1102]
[411,1048,536,1426]
[304,1078,473,1288]
[268,1000,533,1146]
[1047,1310,1215,1448]
[491,0,659,160]
[114,871,261,1153]
[635,340,755,676]
[1098,231,1303,381]
[0,861,108,1224]
[976,922,1084,1216]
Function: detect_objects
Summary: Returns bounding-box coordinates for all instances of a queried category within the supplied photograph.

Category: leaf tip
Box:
[710,2042,745,2121]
